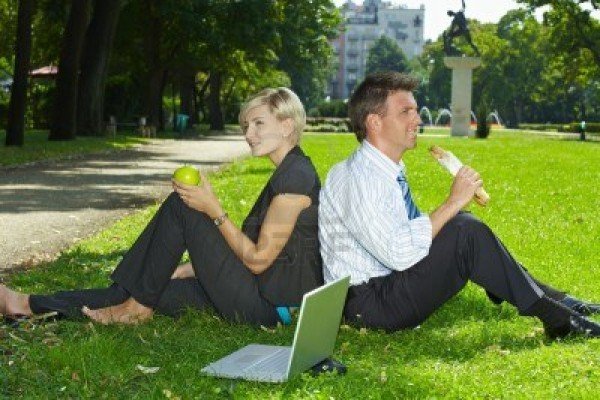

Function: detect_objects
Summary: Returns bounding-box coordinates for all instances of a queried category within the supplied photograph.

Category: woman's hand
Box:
[172,171,223,218]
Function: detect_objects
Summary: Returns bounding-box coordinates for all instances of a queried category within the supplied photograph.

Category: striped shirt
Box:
[319,140,433,285]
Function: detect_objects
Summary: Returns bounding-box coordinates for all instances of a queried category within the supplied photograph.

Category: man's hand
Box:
[447,166,483,210]
[429,166,483,238]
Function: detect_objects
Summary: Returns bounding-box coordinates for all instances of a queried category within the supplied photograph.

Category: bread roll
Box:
[429,145,490,206]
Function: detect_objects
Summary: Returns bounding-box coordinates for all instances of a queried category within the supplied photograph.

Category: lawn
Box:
[1,131,599,398]
[0,130,149,167]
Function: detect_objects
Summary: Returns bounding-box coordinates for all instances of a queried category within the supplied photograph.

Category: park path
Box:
[0,135,250,272]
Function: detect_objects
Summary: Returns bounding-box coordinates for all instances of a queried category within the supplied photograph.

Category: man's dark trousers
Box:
[343,212,548,332]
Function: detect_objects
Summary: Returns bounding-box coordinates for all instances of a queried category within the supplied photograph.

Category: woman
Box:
[0,87,323,326]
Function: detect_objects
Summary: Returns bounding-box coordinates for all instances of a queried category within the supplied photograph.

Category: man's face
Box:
[377,90,421,154]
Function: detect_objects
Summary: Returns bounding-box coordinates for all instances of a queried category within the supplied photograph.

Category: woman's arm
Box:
[217,194,311,274]
[172,176,311,275]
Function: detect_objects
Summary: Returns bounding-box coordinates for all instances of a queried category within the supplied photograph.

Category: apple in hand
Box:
[172,165,200,185]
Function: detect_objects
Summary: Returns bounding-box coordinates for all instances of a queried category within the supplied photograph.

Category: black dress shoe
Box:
[545,314,600,339]
[560,296,600,316]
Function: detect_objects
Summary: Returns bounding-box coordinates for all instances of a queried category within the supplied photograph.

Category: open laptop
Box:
[201,276,350,383]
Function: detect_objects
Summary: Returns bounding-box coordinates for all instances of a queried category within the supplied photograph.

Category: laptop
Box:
[201,276,350,383]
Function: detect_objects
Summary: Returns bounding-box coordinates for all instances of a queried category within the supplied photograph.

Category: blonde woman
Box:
[1,88,322,326]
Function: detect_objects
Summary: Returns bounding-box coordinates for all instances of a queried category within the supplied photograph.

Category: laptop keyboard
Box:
[243,348,290,373]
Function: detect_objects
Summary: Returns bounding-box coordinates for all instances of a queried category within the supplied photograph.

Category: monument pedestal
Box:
[443,57,481,137]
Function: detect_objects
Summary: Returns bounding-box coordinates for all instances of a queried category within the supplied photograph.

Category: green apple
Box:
[173,165,200,185]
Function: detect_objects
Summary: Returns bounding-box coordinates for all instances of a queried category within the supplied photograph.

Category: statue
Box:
[443,0,480,57]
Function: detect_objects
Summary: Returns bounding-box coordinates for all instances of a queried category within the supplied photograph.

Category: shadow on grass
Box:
[2,247,126,289]
[0,148,256,214]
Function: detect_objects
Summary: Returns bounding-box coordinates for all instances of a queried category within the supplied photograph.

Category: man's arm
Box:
[340,177,432,272]
[429,165,483,237]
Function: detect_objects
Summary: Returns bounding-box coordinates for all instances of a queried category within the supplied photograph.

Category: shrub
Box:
[305,122,350,133]
[519,122,600,134]
[313,99,348,118]
[518,123,560,131]
[475,102,490,139]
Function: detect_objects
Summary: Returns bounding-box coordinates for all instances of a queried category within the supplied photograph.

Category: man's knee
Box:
[448,212,490,234]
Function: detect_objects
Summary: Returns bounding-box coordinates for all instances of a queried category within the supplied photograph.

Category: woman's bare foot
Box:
[82,297,153,325]
[0,284,32,317]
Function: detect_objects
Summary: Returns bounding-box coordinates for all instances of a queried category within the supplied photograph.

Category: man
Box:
[319,71,600,338]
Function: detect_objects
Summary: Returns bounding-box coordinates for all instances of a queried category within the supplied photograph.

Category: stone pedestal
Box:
[443,57,481,136]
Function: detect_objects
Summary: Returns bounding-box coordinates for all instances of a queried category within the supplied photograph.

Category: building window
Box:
[388,21,408,30]
[396,31,408,42]
[414,16,422,28]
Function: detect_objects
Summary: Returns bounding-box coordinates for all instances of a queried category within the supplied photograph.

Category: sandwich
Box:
[429,145,490,206]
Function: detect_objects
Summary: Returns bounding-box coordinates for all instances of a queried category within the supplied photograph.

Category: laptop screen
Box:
[286,276,350,378]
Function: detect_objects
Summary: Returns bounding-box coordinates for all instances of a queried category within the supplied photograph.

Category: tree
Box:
[518,0,600,66]
[276,0,341,109]
[197,0,281,130]
[48,0,92,141]
[366,35,408,76]
[0,0,18,63]
[77,0,122,136]
[5,0,34,147]
[417,40,451,111]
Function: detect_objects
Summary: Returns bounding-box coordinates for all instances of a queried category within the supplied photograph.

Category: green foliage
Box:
[418,8,600,127]
[2,133,600,397]
[519,123,564,131]
[0,0,17,60]
[310,99,348,118]
[517,0,600,65]
[519,122,600,134]
[366,35,408,76]
[417,40,451,111]
[276,0,341,109]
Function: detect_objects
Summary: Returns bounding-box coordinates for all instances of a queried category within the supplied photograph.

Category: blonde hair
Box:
[239,87,306,144]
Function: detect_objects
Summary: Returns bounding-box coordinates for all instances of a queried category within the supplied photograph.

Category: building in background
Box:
[329,0,425,99]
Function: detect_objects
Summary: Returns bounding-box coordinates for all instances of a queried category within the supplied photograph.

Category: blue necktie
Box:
[397,173,421,220]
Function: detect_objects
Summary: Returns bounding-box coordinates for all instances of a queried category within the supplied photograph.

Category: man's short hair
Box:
[348,71,420,142]
[239,87,306,145]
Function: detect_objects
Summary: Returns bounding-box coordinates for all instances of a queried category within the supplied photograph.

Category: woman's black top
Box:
[241,146,323,306]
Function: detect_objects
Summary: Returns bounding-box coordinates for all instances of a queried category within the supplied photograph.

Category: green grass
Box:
[0,130,149,167]
[2,132,599,398]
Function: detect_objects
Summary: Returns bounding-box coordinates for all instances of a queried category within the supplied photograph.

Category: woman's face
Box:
[243,105,292,157]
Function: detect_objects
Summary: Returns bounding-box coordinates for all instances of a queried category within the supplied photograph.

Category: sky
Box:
[332,0,542,41]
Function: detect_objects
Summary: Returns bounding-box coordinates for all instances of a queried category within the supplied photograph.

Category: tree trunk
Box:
[77,0,122,136]
[49,0,92,141]
[141,0,163,128]
[179,68,195,119]
[5,0,34,147]
[157,69,168,131]
[208,71,224,131]
[194,76,210,124]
